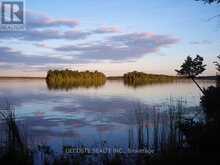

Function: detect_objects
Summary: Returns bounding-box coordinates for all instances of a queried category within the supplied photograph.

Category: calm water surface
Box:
[0,79,215,152]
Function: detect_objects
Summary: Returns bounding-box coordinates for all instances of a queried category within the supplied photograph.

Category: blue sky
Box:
[0,0,220,76]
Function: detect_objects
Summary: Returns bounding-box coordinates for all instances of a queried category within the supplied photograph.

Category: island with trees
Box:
[123,71,177,87]
[46,70,106,90]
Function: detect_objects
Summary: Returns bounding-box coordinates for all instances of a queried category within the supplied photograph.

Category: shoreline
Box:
[0,77,45,79]
[0,76,218,80]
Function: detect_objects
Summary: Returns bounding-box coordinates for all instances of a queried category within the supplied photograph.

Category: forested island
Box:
[123,71,177,87]
[46,70,106,89]
[46,70,178,89]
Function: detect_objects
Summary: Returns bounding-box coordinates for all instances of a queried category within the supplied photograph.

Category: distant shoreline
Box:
[0,77,45,79]
[0,76,218,80]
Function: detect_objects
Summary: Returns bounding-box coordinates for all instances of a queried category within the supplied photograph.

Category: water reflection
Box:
[1,98,201,165]
[123,79,176,88]
[46,79,106,90]
[0,79,215,152]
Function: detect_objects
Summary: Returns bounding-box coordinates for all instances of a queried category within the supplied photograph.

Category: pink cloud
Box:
[93,26,121,34]
[26,11,80,28]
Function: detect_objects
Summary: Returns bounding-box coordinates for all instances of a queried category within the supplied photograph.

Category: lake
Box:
[0,79,216,153]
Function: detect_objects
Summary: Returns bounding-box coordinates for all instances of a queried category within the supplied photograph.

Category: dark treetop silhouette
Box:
[175,55,206,94]
[196,0,220,3]
[214,55,220,72]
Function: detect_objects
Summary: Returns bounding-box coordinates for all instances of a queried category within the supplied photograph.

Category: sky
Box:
[0,0,220,77]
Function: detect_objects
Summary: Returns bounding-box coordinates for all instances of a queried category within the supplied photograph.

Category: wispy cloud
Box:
[0,29,92,41]
[0,10,180,74]
[26,11,80,29]
[0,46,70,64]
[0,11,120,41]
[55,32,179,61]
[189,40,212,45]
[22,29,90,41]
[92,27,121,34]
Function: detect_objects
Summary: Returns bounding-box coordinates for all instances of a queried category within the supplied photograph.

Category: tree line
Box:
[46,70,106,89]
[123,71,176,87]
